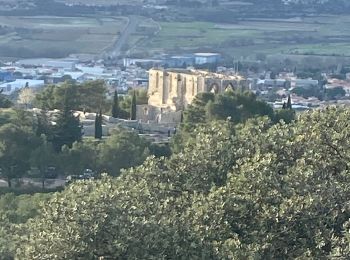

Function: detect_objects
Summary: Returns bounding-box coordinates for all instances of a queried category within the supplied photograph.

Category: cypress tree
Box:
[94,110,103,139]
[130,90,137,120]
[112,90,119,118]
[287,94,292,109]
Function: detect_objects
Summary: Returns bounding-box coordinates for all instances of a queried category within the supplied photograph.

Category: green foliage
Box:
[0,187,62,196]
[325,86,346,100]
[0,192,51,259]
[131,88,148,105]
[59,139,99,176]
[0,109,14,125]
[183,90,273,128]
[58,130,150,176]
[0,94,12,108]
[286,94,292,109]
[29,137,57,189]
[183,92,215,130]
[273,108,296,123]
[34,80,108,112]
[0,107,158,185]
[96,130,150,175]
[130,90,137,120]
[149,143,172,158]
[0,123,40,187]
[111,90,119,118]
[50,97,82,152]
[119,88,148,119]
[176,90,275,151]
[14,106,350,259]
[94,110,103,139]
[34,109,52,138]
[0,109,34,129]
[208,91,274,122]
[78,80,108,112]
[33,84,56,110]
[0,193,50,224]
[291,86,323,100]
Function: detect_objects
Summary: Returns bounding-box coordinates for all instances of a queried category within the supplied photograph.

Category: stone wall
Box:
[136,104,182,125]
[148,68,246,112]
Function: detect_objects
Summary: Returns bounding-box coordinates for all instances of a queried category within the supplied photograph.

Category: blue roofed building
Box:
[0,71,13,82]
[166,55,195,67]
[194,53,221,65]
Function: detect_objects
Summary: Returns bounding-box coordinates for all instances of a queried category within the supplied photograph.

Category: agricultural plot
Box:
[134,15,350,58]
[125,18,160,55]
[55,0,145,5]
[0,16,127,58]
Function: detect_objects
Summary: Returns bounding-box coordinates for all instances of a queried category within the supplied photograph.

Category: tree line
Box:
[1,106,350,258]
[0,83,306,259]
[0,81,152,188]
[0,108,153,188]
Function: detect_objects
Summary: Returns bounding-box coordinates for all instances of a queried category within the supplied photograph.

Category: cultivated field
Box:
[55,0,145,5]
[1,12,350,61]
[133,15,350,59]
[0,16,127,59]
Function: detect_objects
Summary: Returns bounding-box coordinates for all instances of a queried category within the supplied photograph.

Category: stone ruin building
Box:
[137,68,247,124]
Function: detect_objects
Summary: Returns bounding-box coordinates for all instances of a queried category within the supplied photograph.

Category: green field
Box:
[2,13,350,60]
[132,15,350,58]
[0,16,127,58]
[56,0,144,5]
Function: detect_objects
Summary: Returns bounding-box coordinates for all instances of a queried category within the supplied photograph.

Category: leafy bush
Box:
[14,106,350,259]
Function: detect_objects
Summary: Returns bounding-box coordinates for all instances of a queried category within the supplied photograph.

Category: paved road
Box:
[0,179,7,187]
[0,178,66,188]
[108,16,141,58]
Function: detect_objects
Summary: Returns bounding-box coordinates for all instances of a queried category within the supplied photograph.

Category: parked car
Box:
[45,166,58,179]
[65,175,80,184]
[65,169,96,184]
[82,169,95,179]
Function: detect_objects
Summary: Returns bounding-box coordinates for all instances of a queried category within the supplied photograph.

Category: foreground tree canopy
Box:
[8,106,350,259]
[173,90,294,152]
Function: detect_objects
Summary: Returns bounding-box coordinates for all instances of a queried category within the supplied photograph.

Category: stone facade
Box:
[147,68,246,111]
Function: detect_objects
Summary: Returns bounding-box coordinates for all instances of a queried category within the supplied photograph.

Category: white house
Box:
[15,58,77,70]
[292,79,319,89]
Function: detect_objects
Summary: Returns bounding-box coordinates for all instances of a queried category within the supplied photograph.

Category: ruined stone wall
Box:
[148,68,247,112]
[136,104,161,122]
[148,69,163,107]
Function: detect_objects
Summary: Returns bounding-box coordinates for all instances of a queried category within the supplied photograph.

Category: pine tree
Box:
[35,110,52,138]
[95,110,103,139]
[287,94,292,109]
[51,91,82,152]
[130,90,137,120]
[112,90,119,118]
